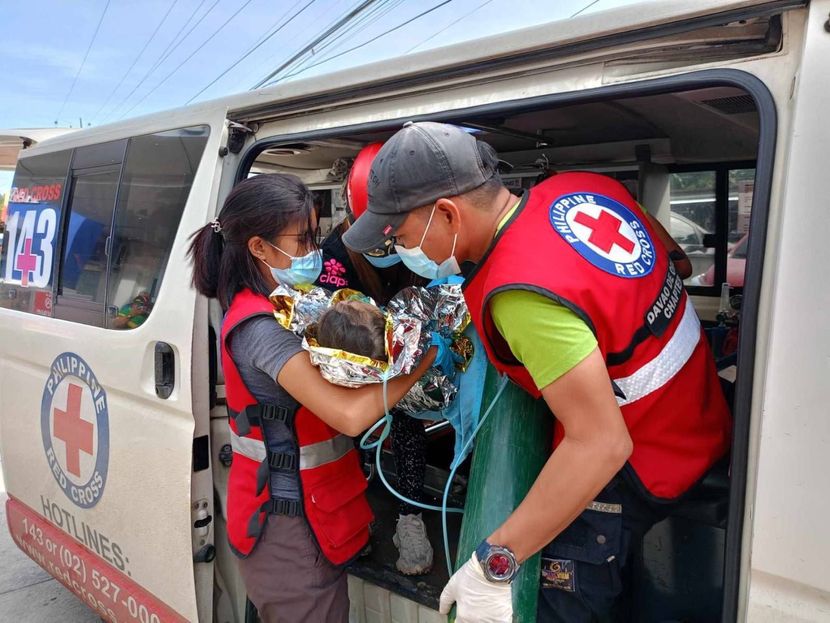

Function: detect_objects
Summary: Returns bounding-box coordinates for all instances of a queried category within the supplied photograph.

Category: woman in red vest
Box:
[189,173,436,623]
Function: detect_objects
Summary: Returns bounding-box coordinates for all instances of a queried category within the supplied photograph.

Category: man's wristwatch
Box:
[475,540,520,584]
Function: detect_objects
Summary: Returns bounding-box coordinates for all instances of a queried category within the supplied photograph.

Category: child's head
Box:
[316,301,386,360]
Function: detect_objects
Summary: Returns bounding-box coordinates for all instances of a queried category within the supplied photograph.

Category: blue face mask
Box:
[363,252,402,269]
[263,241,323,287]
[394,204,460,280]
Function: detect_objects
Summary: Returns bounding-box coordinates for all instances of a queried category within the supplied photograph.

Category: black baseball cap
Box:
[343,121,499,253]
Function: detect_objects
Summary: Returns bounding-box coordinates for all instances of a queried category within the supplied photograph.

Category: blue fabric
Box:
[430,332,462,380]
[445,326,488,468]
[414,275,488,468]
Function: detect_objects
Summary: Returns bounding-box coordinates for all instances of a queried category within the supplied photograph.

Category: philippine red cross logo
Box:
[572,210,636,255]
[549,193,656,278]
[41,353,109,508]
[53,384,94,477]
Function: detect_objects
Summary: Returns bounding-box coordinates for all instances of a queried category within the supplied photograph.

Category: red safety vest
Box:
[463,172,731,500]
[221,289,373,563]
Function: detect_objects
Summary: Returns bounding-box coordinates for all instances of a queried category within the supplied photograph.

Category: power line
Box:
[147,0,211,76]
[229,0,352,89]
[570,0,601,18]
[252,0,380,90]
[119,0,257,119]
[90,0,180,123]
[99,0,218,122]
[55,0,112,124]
[276,0,452,83]
[283,0,403,79]
[249,0,376,87]
[186,0,316,104]
[271,0,453,86]
[405,0,494,54]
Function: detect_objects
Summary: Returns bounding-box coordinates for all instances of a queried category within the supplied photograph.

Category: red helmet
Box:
[346,142,384,219]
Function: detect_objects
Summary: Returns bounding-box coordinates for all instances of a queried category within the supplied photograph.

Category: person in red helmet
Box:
[314,143,436,576]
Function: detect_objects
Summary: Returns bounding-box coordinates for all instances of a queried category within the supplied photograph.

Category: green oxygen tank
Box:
[454,365,552,621]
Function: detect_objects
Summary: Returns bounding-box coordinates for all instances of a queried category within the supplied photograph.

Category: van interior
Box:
[224,82,761,621]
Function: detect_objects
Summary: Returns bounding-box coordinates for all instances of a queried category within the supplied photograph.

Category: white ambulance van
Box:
[1,0,828,621]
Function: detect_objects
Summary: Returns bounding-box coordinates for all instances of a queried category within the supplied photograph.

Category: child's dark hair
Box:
[189,174,316,308]
[317,301,386,361]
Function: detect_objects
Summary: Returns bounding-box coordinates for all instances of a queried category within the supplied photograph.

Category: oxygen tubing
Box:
[359,371,510,576]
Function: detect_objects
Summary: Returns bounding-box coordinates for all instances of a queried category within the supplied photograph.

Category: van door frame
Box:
[235,68,776,622]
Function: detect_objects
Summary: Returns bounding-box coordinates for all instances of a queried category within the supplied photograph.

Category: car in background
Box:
[671,212,714,279]
[688,234,748,287]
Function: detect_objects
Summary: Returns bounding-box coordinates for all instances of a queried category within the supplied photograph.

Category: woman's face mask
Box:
[262,240,323,287]
[394,204,460,280]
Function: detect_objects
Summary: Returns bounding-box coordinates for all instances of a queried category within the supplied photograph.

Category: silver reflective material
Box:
[613,300,700,407]
[271,283,471,416]
[230,429,267,462]
[299,434,355,469]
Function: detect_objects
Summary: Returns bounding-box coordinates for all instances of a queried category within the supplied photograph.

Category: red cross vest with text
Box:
[221,289,373,562]
[463,172,731,500]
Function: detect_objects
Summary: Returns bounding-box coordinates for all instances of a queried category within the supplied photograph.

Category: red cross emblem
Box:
[53,384,94,478]
[15,238,38,287]
[573,210,635,255]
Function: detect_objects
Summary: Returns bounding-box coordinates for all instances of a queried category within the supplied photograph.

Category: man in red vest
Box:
[344,122,731,622]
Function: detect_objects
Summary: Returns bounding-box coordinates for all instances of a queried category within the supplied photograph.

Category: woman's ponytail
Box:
[188,222,224,299]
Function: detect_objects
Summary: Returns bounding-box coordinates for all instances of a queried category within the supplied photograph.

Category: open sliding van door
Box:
[0,108,228,623]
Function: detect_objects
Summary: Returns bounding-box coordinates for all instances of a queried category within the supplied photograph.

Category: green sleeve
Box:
[489,290,598,390]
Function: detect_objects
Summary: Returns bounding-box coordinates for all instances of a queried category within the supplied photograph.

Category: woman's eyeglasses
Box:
[280,226,322,245]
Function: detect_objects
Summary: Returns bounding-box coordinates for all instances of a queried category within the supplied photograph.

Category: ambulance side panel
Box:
[0,106,227,622]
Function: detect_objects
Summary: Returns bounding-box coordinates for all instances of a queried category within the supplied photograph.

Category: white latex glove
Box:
[438,552,513,622]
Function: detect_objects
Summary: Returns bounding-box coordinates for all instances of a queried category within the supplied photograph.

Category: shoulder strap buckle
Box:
[268,451,298,472]
[261,404,294,426]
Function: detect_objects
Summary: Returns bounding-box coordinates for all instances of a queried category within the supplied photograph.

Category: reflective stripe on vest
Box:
[299,435,353,469]
[613,300,701,407]
[230,429,353,469]
[230,430,267,462]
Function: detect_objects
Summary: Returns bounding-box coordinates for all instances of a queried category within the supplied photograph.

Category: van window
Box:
[0,149,71,315]
[106,126,210,329]
[669,171,716,284]
[52,140,127,326]
[670,166,755,290]
[59,169,120,304]
[0,125,210,327]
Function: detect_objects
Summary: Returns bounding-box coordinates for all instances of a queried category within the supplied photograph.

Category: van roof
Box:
[23,0,801,154]
[222,0,800,120]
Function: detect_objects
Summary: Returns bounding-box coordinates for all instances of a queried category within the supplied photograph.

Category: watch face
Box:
[488,553,512,577]
[477,541,519,583]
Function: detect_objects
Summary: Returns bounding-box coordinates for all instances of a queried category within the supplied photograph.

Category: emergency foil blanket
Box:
[268,283,471,416]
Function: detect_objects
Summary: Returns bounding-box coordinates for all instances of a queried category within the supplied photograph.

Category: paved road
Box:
[0,457,99,622]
